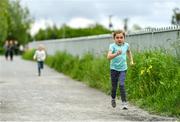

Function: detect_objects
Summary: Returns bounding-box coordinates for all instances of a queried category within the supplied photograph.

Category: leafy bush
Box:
[22,49,35,60]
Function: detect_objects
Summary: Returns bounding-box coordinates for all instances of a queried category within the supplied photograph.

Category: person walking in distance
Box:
[3,40,15,61]
[3,40,9,60]
[33,44,46,76]
[9,40,15,61]
[107,30,134,109]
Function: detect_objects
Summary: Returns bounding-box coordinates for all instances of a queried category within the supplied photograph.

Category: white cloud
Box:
[30,19,54,36]
[20,0,180,35]
[67,17,95,28]
[30,18,95,35]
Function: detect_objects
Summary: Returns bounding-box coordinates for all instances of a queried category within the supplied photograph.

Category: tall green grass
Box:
[22,49,180,117]
[22,49,35,60]
[126,51,180,116]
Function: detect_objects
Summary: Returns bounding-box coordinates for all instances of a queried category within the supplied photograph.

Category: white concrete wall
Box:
[28,26,180,56]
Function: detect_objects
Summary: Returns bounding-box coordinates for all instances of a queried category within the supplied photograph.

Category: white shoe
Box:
[122,102,128,110]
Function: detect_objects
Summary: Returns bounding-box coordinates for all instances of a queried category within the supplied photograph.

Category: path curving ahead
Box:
[0,56,177,121]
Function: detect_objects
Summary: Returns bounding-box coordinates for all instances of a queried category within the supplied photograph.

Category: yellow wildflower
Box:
[140,70,145,75]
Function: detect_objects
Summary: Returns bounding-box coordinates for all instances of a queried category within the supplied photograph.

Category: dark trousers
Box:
[37,61,44,76]
[5,50,13,61]
[110,69,127,102]
[5,51,8,59]
[9,51,13,60]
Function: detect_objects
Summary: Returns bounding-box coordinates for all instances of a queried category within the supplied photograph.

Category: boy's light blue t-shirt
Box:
[109,42,129,71]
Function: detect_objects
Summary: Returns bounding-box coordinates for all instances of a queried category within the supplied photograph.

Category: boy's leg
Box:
[110,70,119,108]
[37,62,41,76]
[41,61,44,69]
[40,61,44,76]
[119,71,128,109]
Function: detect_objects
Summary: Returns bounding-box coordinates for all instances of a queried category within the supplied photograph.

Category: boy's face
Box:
[38,47,42,50]
[114,33,124,45]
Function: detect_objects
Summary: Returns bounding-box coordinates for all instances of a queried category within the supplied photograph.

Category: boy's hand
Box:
[116,50,122,56]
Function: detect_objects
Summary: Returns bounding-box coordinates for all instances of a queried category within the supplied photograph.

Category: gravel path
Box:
[0,56,178,121]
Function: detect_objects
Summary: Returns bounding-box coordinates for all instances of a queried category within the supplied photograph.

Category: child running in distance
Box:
[33,44,46,76]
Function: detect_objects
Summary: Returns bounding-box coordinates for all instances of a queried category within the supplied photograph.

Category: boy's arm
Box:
[127,48,134,65]
[33,51,37,60]
[42,51,46,61]
[107,50,121,60]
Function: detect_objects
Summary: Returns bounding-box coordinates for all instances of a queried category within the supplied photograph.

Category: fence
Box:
[28,26,180,57]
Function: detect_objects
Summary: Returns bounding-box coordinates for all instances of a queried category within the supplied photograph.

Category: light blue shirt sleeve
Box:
[109,44,112,51]
[109,44,115,53]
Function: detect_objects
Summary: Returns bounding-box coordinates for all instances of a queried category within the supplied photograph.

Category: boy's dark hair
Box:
[112,30,125,39]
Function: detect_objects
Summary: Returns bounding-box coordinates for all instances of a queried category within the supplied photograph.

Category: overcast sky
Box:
[20,0,180,35]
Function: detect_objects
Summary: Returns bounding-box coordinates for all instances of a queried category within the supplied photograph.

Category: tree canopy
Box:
[0,0,33,46]
[34,24,111,41]
[172,8,180,25]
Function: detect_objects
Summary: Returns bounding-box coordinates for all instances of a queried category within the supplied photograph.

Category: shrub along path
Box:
[0,56,177,121]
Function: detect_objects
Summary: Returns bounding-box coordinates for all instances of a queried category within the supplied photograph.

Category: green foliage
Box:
[127,51,178,97]
[126,51,180,116]
[172,8,180,25]
[0,0,9,42]
[0,0,33,47]
[23,50,180,117]
[22,49,35,60]
[7,0,33,44]
[45,55,55,68]
[0,47,5,55]
[34,24,111,41]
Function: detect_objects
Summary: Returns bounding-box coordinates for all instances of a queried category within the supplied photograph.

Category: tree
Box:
[0,0,33,46]
[172,8,180,25]
[7,0,33,44]
[34,23,111,41]
[131,24,142,31]
[0,0,9,44]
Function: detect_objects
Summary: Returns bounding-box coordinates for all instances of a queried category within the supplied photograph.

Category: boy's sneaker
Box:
[122,102,128,110]
[111,99,116,108]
